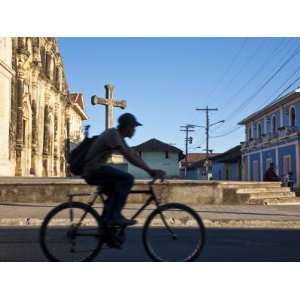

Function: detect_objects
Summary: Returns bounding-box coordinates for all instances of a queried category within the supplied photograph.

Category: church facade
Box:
[0,37,87,177]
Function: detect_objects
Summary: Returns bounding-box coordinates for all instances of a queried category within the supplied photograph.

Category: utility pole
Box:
[180,125,195,178]
[195,106,224,180]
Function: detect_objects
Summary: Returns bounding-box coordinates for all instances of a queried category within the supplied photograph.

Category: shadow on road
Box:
[0,226,300,262]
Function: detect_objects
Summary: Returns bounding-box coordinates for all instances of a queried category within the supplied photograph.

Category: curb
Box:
[2,217,300,229]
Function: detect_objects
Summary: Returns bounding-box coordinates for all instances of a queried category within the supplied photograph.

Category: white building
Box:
[128,138,184,179]
[68,93,88,151]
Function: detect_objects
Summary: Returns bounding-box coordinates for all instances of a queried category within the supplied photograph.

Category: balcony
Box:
[242,126,300,151]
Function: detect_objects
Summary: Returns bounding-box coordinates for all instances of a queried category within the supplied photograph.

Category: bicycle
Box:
[39,179,206,262]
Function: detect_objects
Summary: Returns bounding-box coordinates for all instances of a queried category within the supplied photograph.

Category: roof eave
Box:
[238,89,300,125]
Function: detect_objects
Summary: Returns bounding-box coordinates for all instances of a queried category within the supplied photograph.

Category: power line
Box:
[204,39,300,140]
[273,73,300,100]
[257,63,300,110]
[223,41,300,122]
[210,38,291,133]
[204,38,248,100]
[211,63,300,139]
[211,125,243,138]
[214,38,267,101]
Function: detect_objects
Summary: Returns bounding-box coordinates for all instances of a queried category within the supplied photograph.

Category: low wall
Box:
[0,177,282,204]
[0,177,224,204]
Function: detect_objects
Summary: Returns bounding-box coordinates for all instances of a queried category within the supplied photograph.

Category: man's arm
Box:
[119,146,152,174]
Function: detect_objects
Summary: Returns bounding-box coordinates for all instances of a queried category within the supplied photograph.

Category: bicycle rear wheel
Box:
[142,203,205,262]
[39,202,103,262]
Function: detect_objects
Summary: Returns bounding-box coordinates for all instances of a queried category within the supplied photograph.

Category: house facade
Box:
[128,138,184,179]
[211,145,241,180]
[180,153,219,180]
[68,93,88,152]
[239,88,300,187]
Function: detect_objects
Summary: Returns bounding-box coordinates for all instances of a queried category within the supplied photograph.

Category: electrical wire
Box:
[212,40,300,134]
[204,38,248,100]
[210,125,243,138]
[210,38,292,133]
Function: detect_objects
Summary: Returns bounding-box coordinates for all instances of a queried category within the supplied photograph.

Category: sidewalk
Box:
[1,202,300,228]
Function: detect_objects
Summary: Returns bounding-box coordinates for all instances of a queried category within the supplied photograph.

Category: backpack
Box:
[68,135,98,176]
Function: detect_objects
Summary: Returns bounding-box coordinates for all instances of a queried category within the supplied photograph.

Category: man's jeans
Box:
[83,165,134,221]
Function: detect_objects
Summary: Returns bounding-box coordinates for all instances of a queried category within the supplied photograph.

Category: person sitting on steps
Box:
[82,113,166,226]
[263,163,280,182]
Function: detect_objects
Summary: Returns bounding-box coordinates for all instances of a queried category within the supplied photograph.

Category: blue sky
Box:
[58,37,300,153]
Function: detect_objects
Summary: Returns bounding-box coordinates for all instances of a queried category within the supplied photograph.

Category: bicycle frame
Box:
[66,182,162,224]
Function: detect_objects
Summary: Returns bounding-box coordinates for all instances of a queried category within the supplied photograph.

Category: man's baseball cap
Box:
[118,113,142,127]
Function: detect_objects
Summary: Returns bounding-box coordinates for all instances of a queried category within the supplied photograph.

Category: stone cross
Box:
[91,84,127,129]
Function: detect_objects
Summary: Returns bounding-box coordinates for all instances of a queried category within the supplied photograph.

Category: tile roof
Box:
[69,93,85,111]
[133,138,183,155]
[179,153,207,164]
[210,145,241,163]
[189,153,220,168]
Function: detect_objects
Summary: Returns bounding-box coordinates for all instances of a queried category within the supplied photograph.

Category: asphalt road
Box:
[0,226,300,262]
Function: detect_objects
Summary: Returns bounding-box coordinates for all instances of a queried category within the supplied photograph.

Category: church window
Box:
[40,47,46,74]
[46,53,52,79]
[165,151,169,159]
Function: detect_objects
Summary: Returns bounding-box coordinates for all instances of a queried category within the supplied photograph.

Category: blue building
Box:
[211,145,241,180]
[239,88,300,187]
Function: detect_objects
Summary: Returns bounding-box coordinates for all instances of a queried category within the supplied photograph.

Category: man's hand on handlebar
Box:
[148,169,166,181]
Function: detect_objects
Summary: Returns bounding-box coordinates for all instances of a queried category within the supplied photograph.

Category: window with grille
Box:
[290,107,296,127]
[272,115,276,133]
[266,158,272,170]
[283,155,291,175]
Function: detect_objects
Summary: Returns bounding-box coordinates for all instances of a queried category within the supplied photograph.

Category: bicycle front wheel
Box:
[143,203,205,262]
[39,202,103,262]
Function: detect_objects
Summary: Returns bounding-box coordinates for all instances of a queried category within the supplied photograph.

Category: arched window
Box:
[290,106,296,127]
[258,123,262,139]
[248,127,252,140]
[272,115,277,133]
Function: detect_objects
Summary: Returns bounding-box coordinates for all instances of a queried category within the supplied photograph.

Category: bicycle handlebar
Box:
[149,177,165,185]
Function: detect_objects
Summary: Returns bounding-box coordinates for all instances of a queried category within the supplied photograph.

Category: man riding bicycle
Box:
[82,113,166,226]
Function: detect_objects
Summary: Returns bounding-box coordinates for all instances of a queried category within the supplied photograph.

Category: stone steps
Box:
[222,183,299,205]
[247,191,296,199]
[219,182,282,189]
[236,187,291,193]
[247,197,300,205]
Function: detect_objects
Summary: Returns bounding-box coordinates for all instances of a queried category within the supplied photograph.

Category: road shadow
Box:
[0,226,300,261]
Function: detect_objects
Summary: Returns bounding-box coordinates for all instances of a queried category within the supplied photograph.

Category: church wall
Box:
[10,38,71,177]
[0,38,14,175]
[0,37,87,177]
